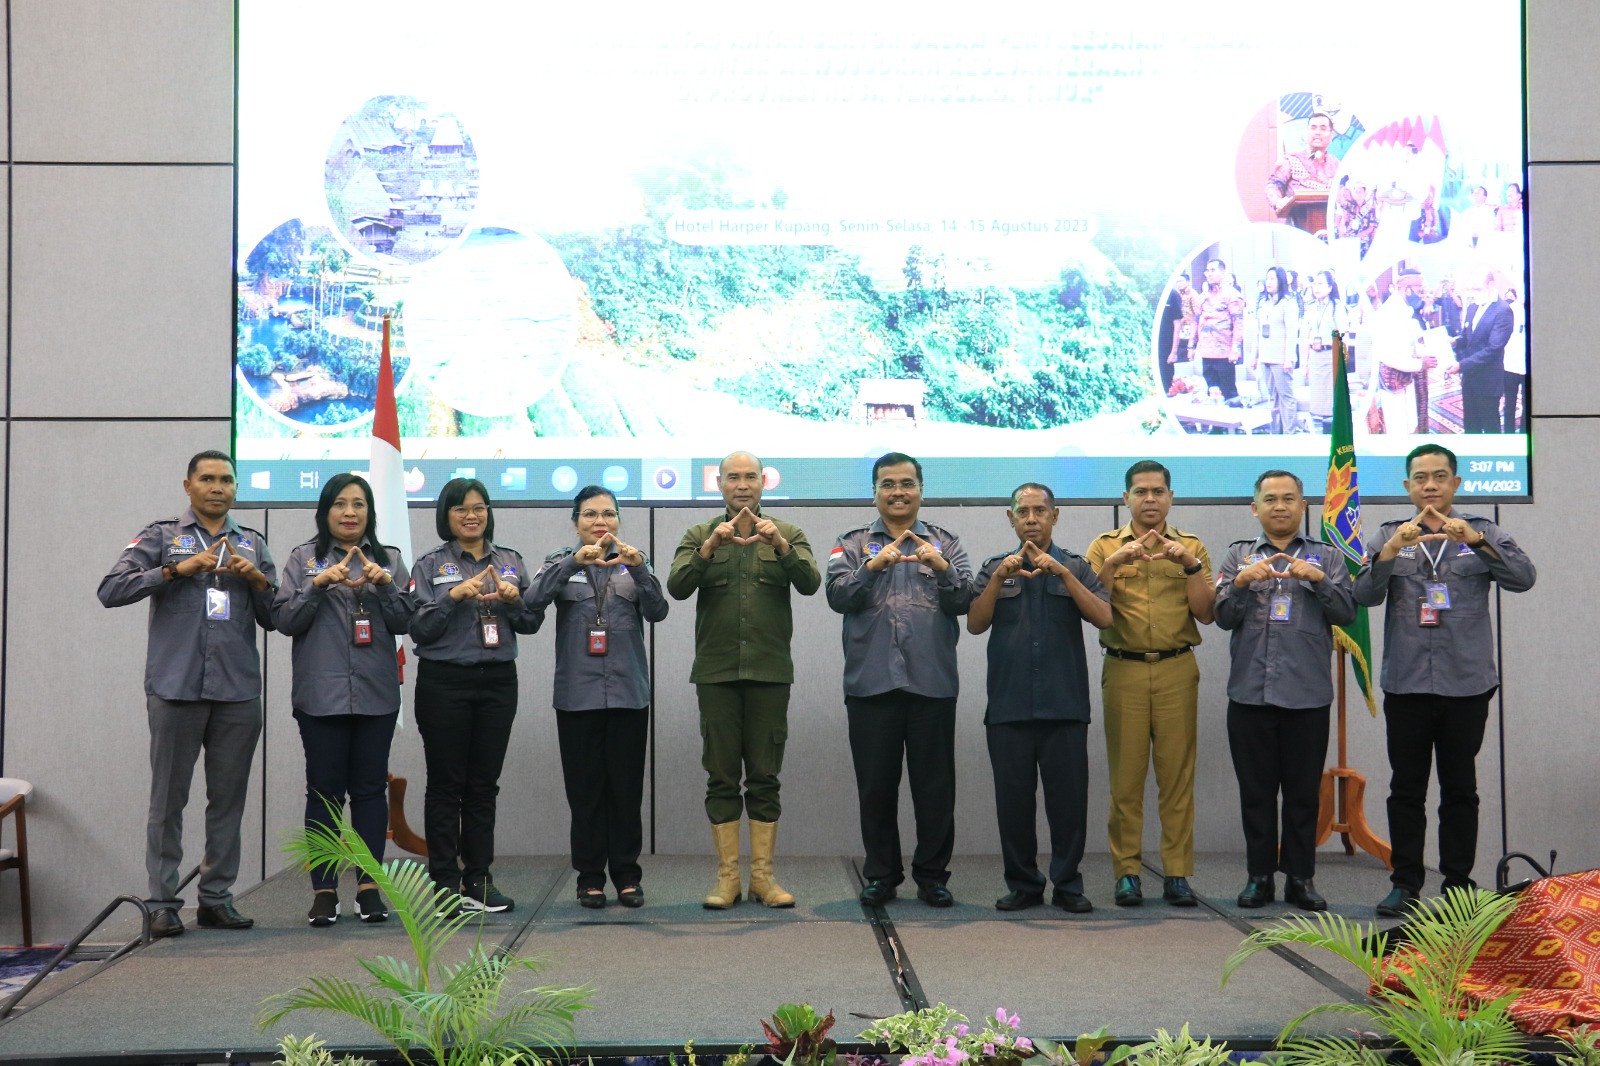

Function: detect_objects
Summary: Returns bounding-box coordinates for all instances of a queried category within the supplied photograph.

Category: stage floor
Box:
[0,850,1409,1064]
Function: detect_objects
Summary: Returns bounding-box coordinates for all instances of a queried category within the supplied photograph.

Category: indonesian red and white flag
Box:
[370,315,413,696]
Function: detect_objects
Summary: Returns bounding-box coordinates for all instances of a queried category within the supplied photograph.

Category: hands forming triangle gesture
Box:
[313,546,392,589]
[864,529,949,573]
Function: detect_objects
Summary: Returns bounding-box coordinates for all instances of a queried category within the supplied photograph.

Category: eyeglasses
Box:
[579,509,619,521]
[449,505,489,518]
[876,479,921,492]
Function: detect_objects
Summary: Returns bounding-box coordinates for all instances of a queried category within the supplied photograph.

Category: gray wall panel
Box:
[10,165,234,418]
[1526,0,1600,163]
[9,0,233,163]
[1490,426,1593,873]
[1525,166,1597,417]
[4,423,249,942]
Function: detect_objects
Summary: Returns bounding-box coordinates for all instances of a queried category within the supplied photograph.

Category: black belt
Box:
[1103,645,1193,663]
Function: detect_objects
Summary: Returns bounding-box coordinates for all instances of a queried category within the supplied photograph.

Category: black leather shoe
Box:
[1114,875,1143,907]
[1236,876,1275,908]
[196,902,255,930]
[149,907,184,938]
[617,885,644,908]
[859,880,897,906]
[1376,885,1420,918]
[917,882,955,908]
[1286,877,1327,911]
[1163,876,1198,907]
[995,890,1044,912]
[1051,889,1094,913]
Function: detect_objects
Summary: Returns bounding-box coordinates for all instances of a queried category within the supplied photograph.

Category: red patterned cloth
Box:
[1461,870,1600,1034]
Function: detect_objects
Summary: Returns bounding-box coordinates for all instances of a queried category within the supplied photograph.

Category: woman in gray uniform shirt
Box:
[409,477,542,914]
[273,473,414,927]
[527,486,668,908]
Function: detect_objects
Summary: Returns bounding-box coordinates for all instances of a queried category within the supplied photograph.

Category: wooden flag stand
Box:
[1316,649,1392,864]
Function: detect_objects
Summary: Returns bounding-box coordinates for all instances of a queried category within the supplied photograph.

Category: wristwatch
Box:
[1182,561,1204,576]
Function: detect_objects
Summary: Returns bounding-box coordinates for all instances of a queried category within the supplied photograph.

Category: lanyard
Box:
[1271,544,1302,592]
[1419,538,1449,580]
[590,561,610,624]
[195,527,229,586]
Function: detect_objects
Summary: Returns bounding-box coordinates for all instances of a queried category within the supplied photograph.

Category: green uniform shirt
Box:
[666,511,822,684]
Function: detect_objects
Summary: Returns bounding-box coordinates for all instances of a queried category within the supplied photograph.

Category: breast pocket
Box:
[755,544,788,587]
[993,580,1023,624]
[904,568,941,609]
[705,547,735,588]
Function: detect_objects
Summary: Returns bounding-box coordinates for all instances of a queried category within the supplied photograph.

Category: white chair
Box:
[0,778,32,946]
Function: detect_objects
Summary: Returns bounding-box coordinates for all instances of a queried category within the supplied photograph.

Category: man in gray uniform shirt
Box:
[826,452,973,908]
[98,450,277,937]
[1214,470,1358,912]
[1354,443,1535,917]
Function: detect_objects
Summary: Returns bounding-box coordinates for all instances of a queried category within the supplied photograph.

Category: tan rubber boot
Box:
[703,821,743,909]
[747,820,796,908]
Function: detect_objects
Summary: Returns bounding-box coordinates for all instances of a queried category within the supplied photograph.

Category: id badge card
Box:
[1418,597,1441,627]
[1269,592,1293,623]
[587,625,609,656]
[479,612,501,649]
[204,585,230,621]
[352,610,373,646]
[1425,582,1452,610]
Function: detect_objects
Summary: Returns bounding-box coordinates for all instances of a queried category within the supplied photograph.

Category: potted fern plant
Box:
[258,807,592,1066]
[1221,886,1526,1065]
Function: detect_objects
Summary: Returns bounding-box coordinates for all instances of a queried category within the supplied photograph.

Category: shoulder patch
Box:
[545,547,575,562]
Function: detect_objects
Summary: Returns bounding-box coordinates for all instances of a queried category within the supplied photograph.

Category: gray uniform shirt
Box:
[527,548,669,712]
[273,540,415,717]
[97,508,277,702]
[409,541,543,664]
[1214,534,1359,709]
[825,518,973,699]
[1353,514,1536,697]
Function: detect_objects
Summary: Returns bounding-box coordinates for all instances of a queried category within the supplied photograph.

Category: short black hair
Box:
[872,452,923,487]
[313,473,390,568]
[571,485,616,522]
[187,450,234,478]
[434,477,495,542]
[1253,469,1304,495]
[1206,257,1227,272]
[1308,111,1333,127]
[1124,460,1171,489]
[1406,443,1458,476]
[1010,483,1056,509]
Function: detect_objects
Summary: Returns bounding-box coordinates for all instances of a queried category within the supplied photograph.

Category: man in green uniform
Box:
[668,451,822,908]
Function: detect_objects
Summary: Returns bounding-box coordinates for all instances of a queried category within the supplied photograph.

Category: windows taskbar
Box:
[233,452,1530,505]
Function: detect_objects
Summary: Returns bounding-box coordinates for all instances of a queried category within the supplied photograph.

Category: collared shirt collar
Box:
[1250,532,1308,554]
[1114,521,1183,542]
[179,506,240,538]
[868,515,929,538]
[451,539,497,565]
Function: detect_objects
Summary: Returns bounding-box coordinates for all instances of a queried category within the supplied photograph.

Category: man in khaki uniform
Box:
[667,451,821,909]
[1086,460,1214,907]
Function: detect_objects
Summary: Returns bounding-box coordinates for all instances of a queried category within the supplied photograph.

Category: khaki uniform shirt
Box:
[1086,523,1212,654]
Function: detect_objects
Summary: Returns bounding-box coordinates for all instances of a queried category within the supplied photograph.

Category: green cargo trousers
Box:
[698,681,791,824]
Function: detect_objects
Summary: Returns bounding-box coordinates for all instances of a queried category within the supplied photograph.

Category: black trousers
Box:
[1502,371,1526,433]
[1461,369,1502,434]
[296,710,399,890]
[1383,689,1492,892]
[555,706,648,891]
[414,659,518,889]
[846,691,957,888]
[987,720,1088,895]
[1225,701,1329,879]
[1202,358,1238,399]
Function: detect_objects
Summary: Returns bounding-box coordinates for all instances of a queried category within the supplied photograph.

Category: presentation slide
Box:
[234,1,1528,504]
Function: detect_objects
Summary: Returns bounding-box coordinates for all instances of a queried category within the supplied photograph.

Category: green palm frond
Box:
[261,805,593,1064]
[1268,1034,1388,1066]
[1222,910,1386,990]
[1224,886,1529,1065]
[260,975,419,1049]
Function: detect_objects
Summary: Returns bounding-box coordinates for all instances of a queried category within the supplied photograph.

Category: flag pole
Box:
[1314,330,1391,867]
